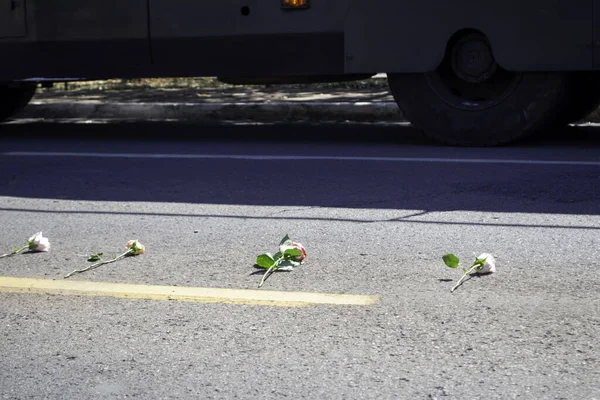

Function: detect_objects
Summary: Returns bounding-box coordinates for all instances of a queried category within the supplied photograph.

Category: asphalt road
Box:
[1,120,600,399]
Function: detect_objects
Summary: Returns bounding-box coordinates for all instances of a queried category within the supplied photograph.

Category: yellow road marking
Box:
[0,276,379,307]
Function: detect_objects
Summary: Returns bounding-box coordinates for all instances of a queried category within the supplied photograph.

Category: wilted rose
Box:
[477,253,496,274]
[292,241,307,262]
[28,232,50,252]
[126,239,145,255]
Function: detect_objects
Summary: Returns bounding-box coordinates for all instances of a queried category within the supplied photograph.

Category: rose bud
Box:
[292,241,307,262]
[477,253,496,274]
[28,232,50,252]
[126,240,146,255]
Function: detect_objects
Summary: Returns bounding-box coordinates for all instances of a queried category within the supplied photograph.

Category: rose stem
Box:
[450,263,480,293]
[64,249,133,279]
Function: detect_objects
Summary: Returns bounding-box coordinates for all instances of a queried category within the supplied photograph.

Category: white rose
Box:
[477,253,495,274]
[126,239,145,255]
[28,232,50,252]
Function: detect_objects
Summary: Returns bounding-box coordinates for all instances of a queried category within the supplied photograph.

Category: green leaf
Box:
[13,246,18,252]
[284,248,302,258]
[279,235,295,254]
[279,235,292,246]
[87,253,103,262]
[280,244,294,253]
[442,254,460,268]
[277,260,297,271]
[256,253,276,269]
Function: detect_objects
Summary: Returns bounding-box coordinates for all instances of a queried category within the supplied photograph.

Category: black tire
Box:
[387,33,570,147]
[388,72,571,147]
[0,83,37,122]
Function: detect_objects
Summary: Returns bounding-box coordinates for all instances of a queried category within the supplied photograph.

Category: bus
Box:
[1,0,598,146]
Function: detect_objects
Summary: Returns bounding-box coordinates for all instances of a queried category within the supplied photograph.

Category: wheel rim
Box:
[425,33,522,111]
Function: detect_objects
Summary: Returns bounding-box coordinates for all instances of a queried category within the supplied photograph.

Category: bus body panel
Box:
[149,0,348,76]
[0,0,26,38]
[0,1,600,80]
[594,0,600,68]
[0,0,150,79]
[344,0,594,73]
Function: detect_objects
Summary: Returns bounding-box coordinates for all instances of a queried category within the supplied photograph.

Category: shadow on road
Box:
[1,120,600,216]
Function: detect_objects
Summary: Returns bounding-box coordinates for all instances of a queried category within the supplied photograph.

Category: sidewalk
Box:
[21,78,405,122]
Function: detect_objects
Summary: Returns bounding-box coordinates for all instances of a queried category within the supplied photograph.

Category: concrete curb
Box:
[19,100,600,124]
[21,101,405,122]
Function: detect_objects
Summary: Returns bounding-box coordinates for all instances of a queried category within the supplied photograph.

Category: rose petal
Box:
[28,232,42,242]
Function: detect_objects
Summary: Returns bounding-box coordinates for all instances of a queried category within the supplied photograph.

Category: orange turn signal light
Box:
[282,0,309,9]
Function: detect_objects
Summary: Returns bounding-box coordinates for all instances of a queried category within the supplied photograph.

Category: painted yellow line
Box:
[0,276,379,307]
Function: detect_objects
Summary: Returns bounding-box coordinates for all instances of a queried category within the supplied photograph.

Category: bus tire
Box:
[387,32,569,147]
